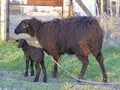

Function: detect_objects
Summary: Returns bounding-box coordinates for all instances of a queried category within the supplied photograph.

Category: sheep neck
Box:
[22,45,30,51]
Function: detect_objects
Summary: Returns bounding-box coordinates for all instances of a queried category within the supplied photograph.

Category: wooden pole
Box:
[75,0,93,16]
[100,0,104,24]
[100,0,107,44]
[1,0,9,41]
[116,0,119,17]
[63,0,70,18]
[69,0,73,17]
[110,0,113,24]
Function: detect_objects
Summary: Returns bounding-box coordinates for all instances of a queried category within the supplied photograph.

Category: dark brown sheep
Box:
[16,39,47,82]
[14,16,107,82]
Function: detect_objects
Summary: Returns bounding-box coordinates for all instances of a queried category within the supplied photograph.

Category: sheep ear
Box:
[16,39,19,42]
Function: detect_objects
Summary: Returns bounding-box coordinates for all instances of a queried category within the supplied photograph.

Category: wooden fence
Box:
[27,0,63,6]
[1,0,9,41]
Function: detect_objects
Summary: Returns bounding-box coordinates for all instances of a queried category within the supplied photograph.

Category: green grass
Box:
[0,40,25,71]
[0,40,120,90]
[61,83,112,90]
[0,78,62,90]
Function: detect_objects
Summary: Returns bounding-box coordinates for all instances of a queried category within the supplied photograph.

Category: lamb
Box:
[16,39,47,82]
[14,16,107,82]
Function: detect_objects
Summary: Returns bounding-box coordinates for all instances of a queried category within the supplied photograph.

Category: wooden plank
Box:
[1,0,9,41]
[27,0,63,6]
[75,0,93,16]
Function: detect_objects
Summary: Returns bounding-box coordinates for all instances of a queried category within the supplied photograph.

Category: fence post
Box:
[63,0,70,18]
[69,0,73,17]
[1,0,9,41]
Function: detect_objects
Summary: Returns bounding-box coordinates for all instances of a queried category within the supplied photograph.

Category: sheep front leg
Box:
[24,59,29,77]
[34,63,40,82]
[41,61,47,82]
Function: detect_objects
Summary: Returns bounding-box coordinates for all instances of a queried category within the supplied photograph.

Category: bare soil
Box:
[0,69,120,90]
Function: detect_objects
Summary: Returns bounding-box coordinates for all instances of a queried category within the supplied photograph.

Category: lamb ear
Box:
[16,39,19,42]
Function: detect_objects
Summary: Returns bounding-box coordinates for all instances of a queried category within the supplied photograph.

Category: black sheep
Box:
[14,16,107,82]
[16,39,47,82]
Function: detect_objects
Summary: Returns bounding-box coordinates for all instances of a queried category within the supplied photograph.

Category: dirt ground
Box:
[0,69,120,90]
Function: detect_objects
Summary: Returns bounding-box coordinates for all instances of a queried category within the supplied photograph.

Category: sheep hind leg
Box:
[77,56,89,82]
[53,60,58,77]
[40,61,47,82]
[30,60,34,76]
[34,64,41,82]
[53,55,60,78]
[94,52,107,83]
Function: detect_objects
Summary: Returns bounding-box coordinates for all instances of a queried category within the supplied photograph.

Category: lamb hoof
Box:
[43,78,47,83]
[53,73,58,78]
[30,71,34,76]
[24,72,28,77]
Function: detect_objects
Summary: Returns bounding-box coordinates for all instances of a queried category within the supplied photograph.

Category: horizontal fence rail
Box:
[10,0,63,6]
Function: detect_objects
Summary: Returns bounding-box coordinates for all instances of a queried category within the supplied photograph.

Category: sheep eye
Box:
[22,21,29,29]
[23,24,29,29]
[26,24,29,28]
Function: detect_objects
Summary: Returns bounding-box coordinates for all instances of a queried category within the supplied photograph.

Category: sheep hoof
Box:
[33,79,39,82]
[103,78,107,83]
[43,80,47,83]
[30,71,34,76]
[33,76,39,82]
[76,77,85,83]
[76,79,82,82]
[43,78,47,83]
[53,73,58,78]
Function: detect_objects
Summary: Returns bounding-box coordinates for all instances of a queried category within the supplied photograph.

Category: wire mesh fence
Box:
[0,2,1,35]
[9,0,63,41]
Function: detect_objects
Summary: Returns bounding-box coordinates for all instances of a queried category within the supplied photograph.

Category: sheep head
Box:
[16,39,28,48]
[14,18,38,37]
